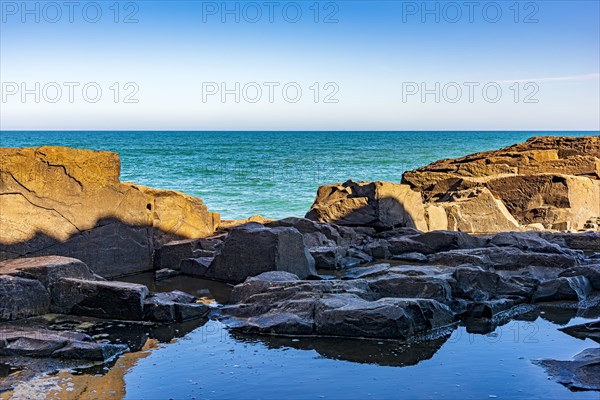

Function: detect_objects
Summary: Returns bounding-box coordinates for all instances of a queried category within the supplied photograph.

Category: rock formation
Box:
[221,228,600,339]
[306,136,600,233]
[0,146,220,277]
[0,256,209,324]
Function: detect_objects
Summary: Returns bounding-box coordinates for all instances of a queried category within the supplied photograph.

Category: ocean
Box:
[0,131,595,220]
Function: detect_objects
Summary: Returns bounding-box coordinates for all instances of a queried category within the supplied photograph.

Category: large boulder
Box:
[0,146,220,278]
[194,223,317,283]
[306,180,428,231]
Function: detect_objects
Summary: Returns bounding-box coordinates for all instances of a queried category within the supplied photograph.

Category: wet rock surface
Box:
[560,320,600,343]
[221,229,600,342]
[0,326,128,361]
[0,313,209,394]
[534,348,600,391]
[1,256,211,325]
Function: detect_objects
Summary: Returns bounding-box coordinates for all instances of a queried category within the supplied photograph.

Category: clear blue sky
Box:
[1,0,599,130]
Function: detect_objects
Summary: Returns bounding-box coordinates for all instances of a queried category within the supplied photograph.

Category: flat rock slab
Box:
[534,347,600,391]
[0,256,95,289]
[0,326,128,361]
[51,278,149,320]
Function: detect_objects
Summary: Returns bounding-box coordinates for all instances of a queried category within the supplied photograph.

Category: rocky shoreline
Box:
[1,136,599,393]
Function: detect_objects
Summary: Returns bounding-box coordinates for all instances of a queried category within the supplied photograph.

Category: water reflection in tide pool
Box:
[118,311,598,399]
[120,272,233,305]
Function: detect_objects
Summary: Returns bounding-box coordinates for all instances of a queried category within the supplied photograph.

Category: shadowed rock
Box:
[560,320,600,343]
[196,223,316,283]
[306,180,428,231]
[0,146,220,278]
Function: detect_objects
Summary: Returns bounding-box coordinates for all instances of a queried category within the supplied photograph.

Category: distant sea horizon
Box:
[1,131,597,220]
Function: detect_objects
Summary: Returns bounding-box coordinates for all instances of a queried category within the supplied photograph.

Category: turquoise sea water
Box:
[0,131,596,220]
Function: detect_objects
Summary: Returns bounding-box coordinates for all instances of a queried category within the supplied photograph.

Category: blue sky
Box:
[1,0,599,130]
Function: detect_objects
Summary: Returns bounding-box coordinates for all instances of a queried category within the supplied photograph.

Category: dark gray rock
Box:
[365,239,392,259]
[410,231,485,253]
[534,347,600,391]
[390,252,428,263]
[223,279,454,340]
[367,274,452,303]
[266,217,345,246]
[342,264,392,280]
[52,278,149,320]
[338,256,362,269]
[176,303,210,321]
[0,337,67,357]
[388,237,432,255]
[532,276,593,303]
[314,294,455,340]
[538,231,600,251]
[0,256,95,289]
[155,290,197,304]
[348,248,373,263]
[144,290,208,322]
[0,275,50,321]
[144,296,176,322]
[202,223,316,283]
[452,267,537,301]
[52,341,129,361]
[560,320,600,343]
[430,247,580,270]
[462,298,521,319]
[310,246,343,270]
[229,275,375,306]
[0,326,128,361]
[266,219,356,270]
[180,257,214,277]
[155,268,179,281]
[560,265,600,290]
[489,232,565,253]
[153,238,221,271]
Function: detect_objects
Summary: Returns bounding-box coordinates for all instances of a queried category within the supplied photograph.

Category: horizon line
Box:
[1,130,599,133]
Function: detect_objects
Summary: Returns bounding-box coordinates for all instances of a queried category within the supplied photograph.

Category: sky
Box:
[0,0,599,130]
